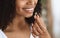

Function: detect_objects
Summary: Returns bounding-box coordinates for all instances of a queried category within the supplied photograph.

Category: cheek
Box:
[16,1,27,13]
[16,0,27,8]
[16,2,25,8]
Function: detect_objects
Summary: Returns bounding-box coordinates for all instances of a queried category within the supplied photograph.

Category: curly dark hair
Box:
[0,0,41,30]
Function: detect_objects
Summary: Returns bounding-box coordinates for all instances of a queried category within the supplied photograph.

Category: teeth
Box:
[25,8,34,11]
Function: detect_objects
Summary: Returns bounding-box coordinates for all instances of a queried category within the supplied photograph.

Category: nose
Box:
[27,0,34,5]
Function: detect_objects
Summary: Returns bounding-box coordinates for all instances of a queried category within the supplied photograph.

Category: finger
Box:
[32,25,39,36]
[34,14,47,32]
[37,15,47,32]
[32,32,38,38]
[34,22,43,34]
[32,33,36,37]
[35,15,46,28]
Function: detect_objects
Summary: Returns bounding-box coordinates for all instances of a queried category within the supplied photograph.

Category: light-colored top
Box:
[0,29,39,38]
[0,29,7,38]
[0,29,35,38]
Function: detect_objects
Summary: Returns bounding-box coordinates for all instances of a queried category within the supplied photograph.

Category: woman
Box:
[0,0,51,38]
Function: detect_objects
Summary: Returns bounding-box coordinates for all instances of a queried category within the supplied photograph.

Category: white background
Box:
[51,0,60,38]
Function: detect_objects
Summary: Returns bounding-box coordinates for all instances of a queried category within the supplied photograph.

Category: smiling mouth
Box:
[23,8,34,13]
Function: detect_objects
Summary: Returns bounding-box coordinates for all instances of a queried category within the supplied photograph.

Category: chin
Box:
[25,14,33,18]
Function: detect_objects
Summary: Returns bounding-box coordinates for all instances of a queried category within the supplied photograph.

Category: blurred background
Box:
[41,0,60,38]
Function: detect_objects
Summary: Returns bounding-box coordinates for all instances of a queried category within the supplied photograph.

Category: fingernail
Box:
[34,12,37,19]
[35,12,37,16]
[37,15,39,18]
[32,23,33,26]
[34,14,36,19]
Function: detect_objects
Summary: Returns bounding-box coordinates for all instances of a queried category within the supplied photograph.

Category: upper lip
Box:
[23,6,35,9]
[23,7,34,9]
[22,8,34,11]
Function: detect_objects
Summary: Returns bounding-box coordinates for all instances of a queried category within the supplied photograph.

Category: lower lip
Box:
[23,9,34,13]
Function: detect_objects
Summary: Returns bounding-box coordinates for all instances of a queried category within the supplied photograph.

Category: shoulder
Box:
[0,29,7,38]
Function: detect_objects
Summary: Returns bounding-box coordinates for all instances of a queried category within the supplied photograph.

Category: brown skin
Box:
[32,13,51,38]
[4,16,31,38]
[4,0,51,38]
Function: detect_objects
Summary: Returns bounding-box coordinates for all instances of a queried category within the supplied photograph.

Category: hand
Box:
[31,13,51,38]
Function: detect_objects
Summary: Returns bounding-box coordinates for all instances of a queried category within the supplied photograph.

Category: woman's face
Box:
[16,0,38,18]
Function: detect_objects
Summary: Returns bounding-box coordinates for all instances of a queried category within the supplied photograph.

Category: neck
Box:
[5,15,30,32]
